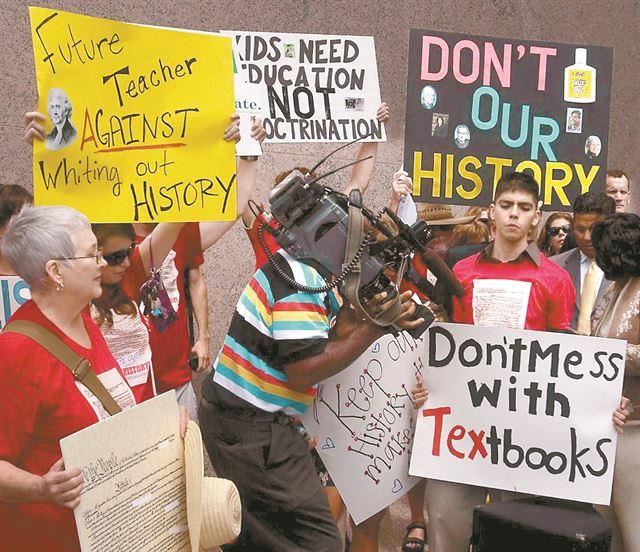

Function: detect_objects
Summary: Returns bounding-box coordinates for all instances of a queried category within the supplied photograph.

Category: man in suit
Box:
[551,192,616,334]
[605,169,631,213]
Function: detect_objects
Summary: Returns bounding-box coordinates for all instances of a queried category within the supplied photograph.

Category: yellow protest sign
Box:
[29,7,236,222]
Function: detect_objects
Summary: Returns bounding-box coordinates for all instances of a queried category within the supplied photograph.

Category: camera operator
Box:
[199,247,423,550]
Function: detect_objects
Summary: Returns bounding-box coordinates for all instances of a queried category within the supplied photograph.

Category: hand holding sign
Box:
[613,396,632,434]
[391,170,413,200]
[376,102,390,124]
[223,114,241,142]
[411,374,429,410]
[24,112,47,144]
[39,457,83,510]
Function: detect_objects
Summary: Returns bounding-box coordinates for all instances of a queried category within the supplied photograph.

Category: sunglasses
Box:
[102,244,135,266]
[548,225,572,237]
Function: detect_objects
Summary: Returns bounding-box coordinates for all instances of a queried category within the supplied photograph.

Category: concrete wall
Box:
[1,0,638,356]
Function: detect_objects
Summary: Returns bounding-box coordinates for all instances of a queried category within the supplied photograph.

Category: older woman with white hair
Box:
[0,205,138,552]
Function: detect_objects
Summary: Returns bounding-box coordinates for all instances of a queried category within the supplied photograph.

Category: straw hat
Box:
[185,421,242,552]
[415,203,475,226]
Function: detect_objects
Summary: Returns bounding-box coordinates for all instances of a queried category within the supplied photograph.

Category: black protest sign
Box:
[404,29,613,209]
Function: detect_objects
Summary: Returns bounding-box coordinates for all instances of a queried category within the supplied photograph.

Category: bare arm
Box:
[0,460,43,503]
[200,116,264,251]
[343,103,389,197]
[0,458,82,509]
[138,223,185,274]
[284,310,385,391]
[200,156,259,250]
[187,265,211,372]
[284,290,422,391]
[241,190,261,228]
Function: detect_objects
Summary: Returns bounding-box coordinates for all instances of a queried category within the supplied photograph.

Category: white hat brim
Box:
[185,421,203,552]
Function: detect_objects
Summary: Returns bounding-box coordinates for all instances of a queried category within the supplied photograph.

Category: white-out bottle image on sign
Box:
[564,48,596,103]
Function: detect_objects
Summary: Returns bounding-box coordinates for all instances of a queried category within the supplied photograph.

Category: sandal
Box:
[402,521,427,552]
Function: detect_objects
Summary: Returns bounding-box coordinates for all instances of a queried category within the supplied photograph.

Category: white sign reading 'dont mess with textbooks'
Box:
[302,332,423,525]
[410,323,626,505]
[222,30,386,143]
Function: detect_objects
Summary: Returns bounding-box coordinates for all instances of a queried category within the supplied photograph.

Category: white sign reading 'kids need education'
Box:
[410,323,626,506]
[222,30,386,143]
[302,332,423,525]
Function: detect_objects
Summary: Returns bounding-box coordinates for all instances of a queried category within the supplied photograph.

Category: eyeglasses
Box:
[102,244,135,266]
[548,225,572,237]
[53,252,104,264]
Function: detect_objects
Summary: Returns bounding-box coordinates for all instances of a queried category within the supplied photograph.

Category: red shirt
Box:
[136,223,204,392]
[0,301,136,552]
[245,211,281,270]
[94,247,155,403]
[452,243,574,331]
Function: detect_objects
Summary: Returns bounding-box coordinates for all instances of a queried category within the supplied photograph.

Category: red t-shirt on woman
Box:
[0,301,136,552]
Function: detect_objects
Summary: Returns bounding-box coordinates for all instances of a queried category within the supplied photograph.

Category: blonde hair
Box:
[454,206,490,246]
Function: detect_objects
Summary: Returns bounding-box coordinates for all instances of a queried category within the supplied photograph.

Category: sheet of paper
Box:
[302,332,424,525]
[472,279,531,329]
[60,392,190,552]
[234,79,264,156]
[396,194,417,225]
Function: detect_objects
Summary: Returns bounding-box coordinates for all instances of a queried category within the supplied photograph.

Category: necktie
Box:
[577,259,599,335]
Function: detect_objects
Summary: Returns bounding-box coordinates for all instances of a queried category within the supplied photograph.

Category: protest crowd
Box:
[0,8,638,552]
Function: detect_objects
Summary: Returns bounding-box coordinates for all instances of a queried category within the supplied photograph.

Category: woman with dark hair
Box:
[591,214,639,552]
[537,212,574,256]
[26,110,264,420]
[90,222,184,402]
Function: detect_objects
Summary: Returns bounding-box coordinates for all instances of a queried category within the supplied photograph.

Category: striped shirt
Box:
[211,251,340,415]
